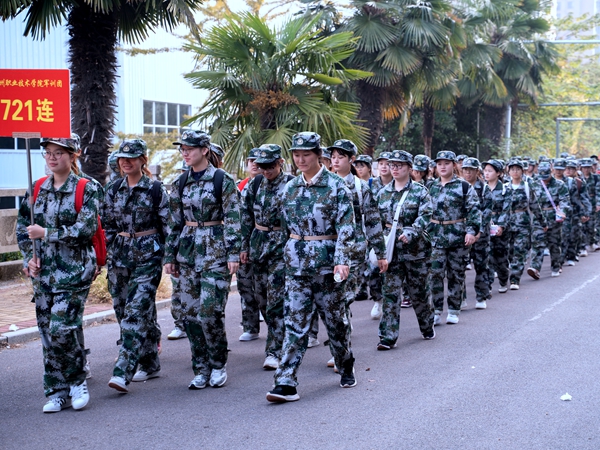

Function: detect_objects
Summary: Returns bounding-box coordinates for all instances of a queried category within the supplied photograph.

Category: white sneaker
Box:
[433,314,441,326]
[259,311,265,322]
[108,376,129,393]
[370,301,383,320]
[132,370,160,382]
[593,243,600,251]
[543,248,550,256]
[188,374,208,390]
[460,300,467,310]
[566,260,576,266]
[466,263,472,270]
[498,285,508,293]
[476,301,487,309]
[494,271,498,278]
[263,355,280,370]
[327,357,335,368]
[209,367,227,387]
[307,337,320,348]
[510,284,519,290]
[446,314,459,324]
[43,396,71,413]
[580,250,588,257]
[167,327,187,340]
[551,271,560,277]
[70,381,90,410]
[239,332,259,341]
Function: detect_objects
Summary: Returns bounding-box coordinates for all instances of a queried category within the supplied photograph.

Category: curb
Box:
[0,281,238,346]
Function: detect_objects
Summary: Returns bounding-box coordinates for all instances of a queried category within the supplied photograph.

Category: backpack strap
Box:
[252,174,264,199]
[75,178,89,213]
[178,169,190,199]
[213,168,225,204]
[150,180,162,209]
[32,176,49,203]
[111,177,123,198]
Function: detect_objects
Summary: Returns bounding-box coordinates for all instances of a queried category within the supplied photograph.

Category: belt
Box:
[289,234,338,241]
[542,207,555,211]
[255,223,282,232]
[118,229,157,238]
[185,221,223,227]
[513,209,527,213]
[430,219,465,225]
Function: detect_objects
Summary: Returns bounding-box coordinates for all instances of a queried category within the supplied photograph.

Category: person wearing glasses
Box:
[376,150,435,348]
[164,130,241,390]
[103,139,171,394]
[16,135,102,413]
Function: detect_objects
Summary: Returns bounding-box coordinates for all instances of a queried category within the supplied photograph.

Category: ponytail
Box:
[71,152,80,176]
[140,155,152,177]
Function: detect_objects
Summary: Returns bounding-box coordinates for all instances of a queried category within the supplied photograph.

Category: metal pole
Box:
[25,137,37,260]
[476,108,480,160]
[505,104,512,156]
[555,119,560,158]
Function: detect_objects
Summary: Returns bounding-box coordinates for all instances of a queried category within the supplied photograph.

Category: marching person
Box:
[104,139,170,393]
[428,151,481,325]
[376,150,435,348]
[354,154,373,182]
[164,130,241,390]
[580,158,600,252]
[17,135,102,413]
[267,132,357,403]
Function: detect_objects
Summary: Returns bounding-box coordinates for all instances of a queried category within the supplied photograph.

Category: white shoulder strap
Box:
[393,189,410,224]
[354,176,363,209]
[524,180,530,202]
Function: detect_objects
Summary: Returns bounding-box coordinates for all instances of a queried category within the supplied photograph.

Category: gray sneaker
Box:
[188,374,208,390]
[209,367,227,387]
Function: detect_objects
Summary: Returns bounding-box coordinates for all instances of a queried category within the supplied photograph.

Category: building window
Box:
[0,137,40,150]
[567,1,572,8]
[143,101,191,134]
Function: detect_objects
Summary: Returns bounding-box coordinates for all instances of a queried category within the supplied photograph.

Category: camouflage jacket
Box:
[583,173,600,207]
[164,164,241,271]
[369,176,389,199]
[531,177,571,225]
[562,176,592,218]
[504,179,547,229]
[281,167,356,276]
[485,181,511,230]
[241,171,290,264]
[377,179,432,261]
[427,176,482,248]
[103,175,171,268]
[341,173,386,263]
[17,172,102,293]
[471,179,493,237]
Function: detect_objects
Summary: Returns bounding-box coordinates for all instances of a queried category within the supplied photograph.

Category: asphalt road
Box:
[1,254,599,449]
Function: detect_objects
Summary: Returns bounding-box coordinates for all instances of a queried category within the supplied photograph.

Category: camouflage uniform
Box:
[103,162,170,383]
[17,172,101,398]
[274,134,357,388]
[581,159,600,247]
[241,147,291,360]
[428,152,481,317]
[561,174,592,262]
[377,153,433,345]
[165,162,241,378]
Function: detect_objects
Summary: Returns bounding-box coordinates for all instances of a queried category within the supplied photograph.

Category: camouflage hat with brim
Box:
[376,151,392,161]
[538,162,551,179]
[434,150,456,162]
[388,150,413,165]
[507,158,524,169]
[114,138,147,158]
[565,159,578,169]
[354,155,373,166]
[462,157,481,170]
[173,130,211,148]
[178,160,189,171]
[256,144,282,164]
[553,158,566,170]
[560,152,570,158]
[591,155,599,162]
[522,160,530,170]
[580,158,593,167]
[538,155,550,163]
[456,154,468,162]
[413,154,430,171]
[482,159,503,173]
[41,133,80,153]
[108,151,119,172]
[429,160,437,168]
[328,139,358,156]
[247,148,261,160]
[321,147,332,159]
[290,132,321,151]
[210,143,225,160]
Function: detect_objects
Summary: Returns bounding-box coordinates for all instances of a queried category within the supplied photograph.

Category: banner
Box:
[0,69,70,138]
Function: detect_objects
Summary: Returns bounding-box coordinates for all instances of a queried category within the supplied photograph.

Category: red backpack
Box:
[33,176,107,266]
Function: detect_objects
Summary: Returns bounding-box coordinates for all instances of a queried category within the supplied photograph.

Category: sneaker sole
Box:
[167,335,187,340]
[376,343,392,351]
[527,268,540,280]
[266,392,300,402]
[108,381,129,393]
[72,398,89,410]
[263,364,279,370]
[340,380,357,388]
[132,372,160,382]
[210,376,227,388]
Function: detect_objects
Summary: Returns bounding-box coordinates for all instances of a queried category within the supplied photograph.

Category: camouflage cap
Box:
[580,158,593,167]
[290,132,321,151]
[248,148,261,160]
[522,160,530,170]
[108,151,120,173]
[482,159,503,173]
[354,155,373,165]
[173,130,211,148]
[507,158,524,169]
[321,147,332,159]
[413,154,430,172]
[376,151,392,161]
[462,157,481,170]
[565,159,578,169]
[328,139,358,156]
[114,138,147,158]
[429,160,437,168]
[553,158,566,170]
[388,150,413,165]
[538,155,550,163]
[178,160,189,171]
[538,162,552,179]
[456,154,468,162]
[41,133,80,153]
[559,152,570,159]
[434,150,456,162]
[255,144,282,164]
[210,143,225,160]
[591,155,599,162]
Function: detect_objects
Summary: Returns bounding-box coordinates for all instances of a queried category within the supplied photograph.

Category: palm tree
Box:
[183,12,371,175]
[1,0,202,183]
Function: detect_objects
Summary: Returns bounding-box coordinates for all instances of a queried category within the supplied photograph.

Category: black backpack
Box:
[251,173,295,198]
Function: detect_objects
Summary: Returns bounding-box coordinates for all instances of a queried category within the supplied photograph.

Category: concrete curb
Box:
[0,280,238,346]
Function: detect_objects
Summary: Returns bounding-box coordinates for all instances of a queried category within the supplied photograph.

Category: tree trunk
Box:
[67,4,118,184]
[480,104,506,161]
[422,102,435,158]
[355,80,385,156]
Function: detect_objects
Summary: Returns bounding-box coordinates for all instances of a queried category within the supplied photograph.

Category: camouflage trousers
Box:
[179,265,232,376]
[488,234,510,289]
[368,264,383,303]
[355,259,370,300]
[531,222,562,272]
[379,258,434,345]
[35,288,89,397]
[238,262,260,334]
[431,245,469,315]
[274,274,354,387]
[508,226,531,285]
[108,262,162,382]
[561,218,581,263]
[253,258,286,359]
[462,237,490,302]
[170,275,184,329]
[581,212,596,247]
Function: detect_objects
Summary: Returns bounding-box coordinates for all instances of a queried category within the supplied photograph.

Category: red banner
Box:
[0,69,71,138]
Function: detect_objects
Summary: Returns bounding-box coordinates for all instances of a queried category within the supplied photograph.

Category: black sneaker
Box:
[422,327,436,340]
[340,368,357,388]
[377,342,392,350]
[266,385,300,403]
